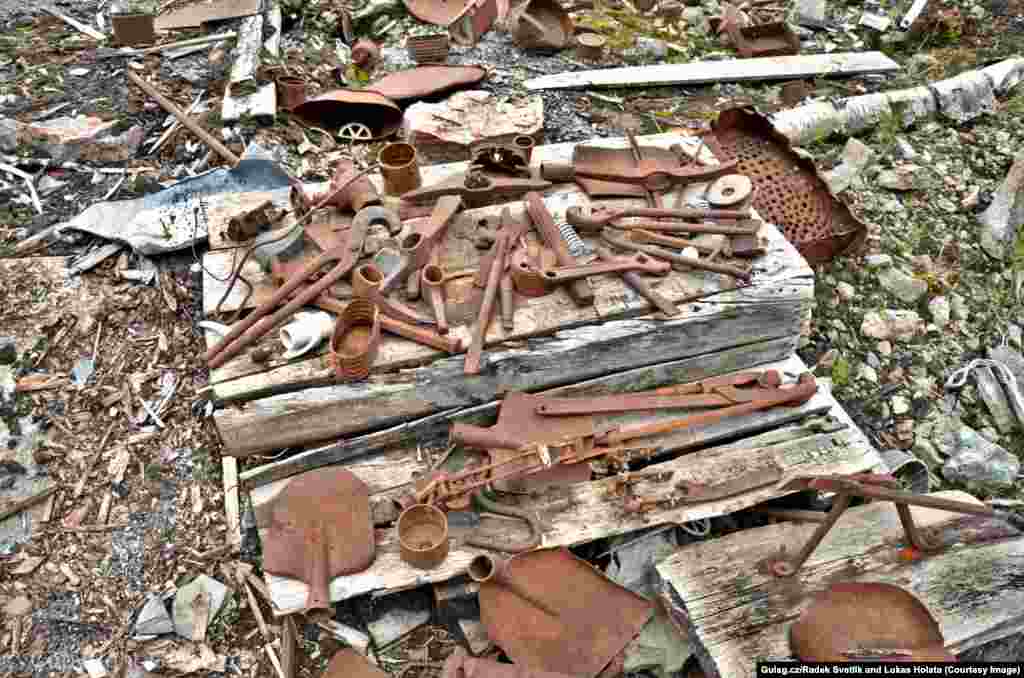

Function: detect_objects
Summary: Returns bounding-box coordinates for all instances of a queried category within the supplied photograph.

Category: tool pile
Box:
[208,134,767,378]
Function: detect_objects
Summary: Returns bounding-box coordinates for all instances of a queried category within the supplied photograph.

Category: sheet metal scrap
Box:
[478,547,654,678]
[257,468,375,612]
[469,137,535,177]
[765,473,1024,578]
[292,90,402,140]
[449,0,498,45]
[402,169,551,208]
[368,65,487,102]
[725,20,801,59]
[550,145,688,198]
[710,107,867,264]
[443,646,578,678]
[790,583,956,662]
[541,155,739,192]
[326,648,390,678]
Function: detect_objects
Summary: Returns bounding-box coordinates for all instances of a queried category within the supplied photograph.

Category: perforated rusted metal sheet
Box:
[710,107,867,264]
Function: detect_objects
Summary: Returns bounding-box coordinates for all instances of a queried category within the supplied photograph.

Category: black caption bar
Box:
[757,663,1024,677]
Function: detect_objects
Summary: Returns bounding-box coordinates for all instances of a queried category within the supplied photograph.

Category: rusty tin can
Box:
[398,504,450,569]
[378,142,423,196]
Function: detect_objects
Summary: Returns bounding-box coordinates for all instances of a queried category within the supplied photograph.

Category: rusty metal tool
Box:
[538,252,670,284]
[315,295,463,354]
[256,468,375,611]
[627,130,663,209]
[524,192,594,307]
[477,547,654,678]
[766,472,1024,577]
[352,262,436,326]
[594,372,818,446]
[402,169,551,207]
[476,210,532,288]
[421,263,449,334]
[603,229,752,281]
[535,370,796,416]
[384,194,463,293]
[206,206,371,369]
[594,246,677,316]
[629,229,767,258]
[540,157,739,192]
[465,227,511,375]
[499,273,515,330]
[616,464,783,514]
[566,206,756,234]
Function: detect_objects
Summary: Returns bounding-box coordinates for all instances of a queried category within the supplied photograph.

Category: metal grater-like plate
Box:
[710,107,867,264]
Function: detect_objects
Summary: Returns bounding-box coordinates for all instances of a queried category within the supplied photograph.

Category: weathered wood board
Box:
[656,494,1024,678]
[202,133,811,417]
[248,355,882,615]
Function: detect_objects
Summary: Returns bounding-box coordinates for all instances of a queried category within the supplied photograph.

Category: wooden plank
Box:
[155,0,262,30]
[523,52,901,91]
[656,494,1024,678]
[250,356,882,614]
[41,4,106,41]
[202,134,792,392]
[221,12,274,124]
[223,456,242,549]
[215,279,811,456]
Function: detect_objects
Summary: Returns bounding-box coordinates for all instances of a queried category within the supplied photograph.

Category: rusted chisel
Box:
[524,192,594,306]
[595,246,677,316]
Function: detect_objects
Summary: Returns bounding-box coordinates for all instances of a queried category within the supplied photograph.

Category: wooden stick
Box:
[126,72,241,166]
[41,4,106,40]
[223,457,242,549]
[0,485,59,522]
[265,644,287,678]
[98,31,236,58]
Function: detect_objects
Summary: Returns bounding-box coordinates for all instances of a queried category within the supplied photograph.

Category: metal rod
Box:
[776,492,853,576]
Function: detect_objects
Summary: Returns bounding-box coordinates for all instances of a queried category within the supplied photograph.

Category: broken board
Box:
[155,0,262,30]
[523,52,901,91]
[203,133,814,457]
[656,493,1024,678]
[246,355,884,615]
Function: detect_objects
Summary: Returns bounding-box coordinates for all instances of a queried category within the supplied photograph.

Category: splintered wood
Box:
[248,355,882,615]
[656,493,1024,678]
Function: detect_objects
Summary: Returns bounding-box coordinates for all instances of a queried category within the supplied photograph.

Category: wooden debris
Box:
[656,491,1024,678]
[317,620,371,654]
[191,590,211,642]
[155,0,260,30]
[96,31,237,59]
[523,52,901,90]
[281,616,299,678]
[0,485,59,522]
[223,456,242,548]
[40,4,107,41]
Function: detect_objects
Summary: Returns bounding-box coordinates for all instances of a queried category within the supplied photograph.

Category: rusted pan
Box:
[292,90,402,139]
[479,547,654,678]
[443,647,578,678]
[257,468,375,612]
[404,0,467,26]
[326,648,390,678]
[710,107,867,264]
[790,583,956,662]
[369,65,487,102]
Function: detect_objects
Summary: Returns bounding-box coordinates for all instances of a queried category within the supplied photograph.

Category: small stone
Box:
[936,198,957,213]
[894,137,918,160]
[877,267,928,304]
[824,138,875,193]
[0,337,15,364]
[1009,324,1022,349]
[909,254,934,274]
[836,281,856,301]
[913,439,944,470]
[135,594,174,638]
[877,340,892,356]
[83,658,108,678]
[876,165,920,191]
[682,7,711,33]
[858,364,879,384]
[928,296,951,328]
[861,309,924,342]
[173,575,231,640]
[866,352,881,369]
[891,395,910,415]
[3,595,32,617]
[961,186,980,208]
[978,150,1024,260]
[14,115,145,163]
[941,424,1020,488]
[950,293,969,321]
[864,254,892,269]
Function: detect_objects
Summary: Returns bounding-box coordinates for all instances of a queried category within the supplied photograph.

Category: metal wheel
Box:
[338,122,373,142]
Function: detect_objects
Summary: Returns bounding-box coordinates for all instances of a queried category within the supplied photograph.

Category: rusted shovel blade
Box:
[257,468,375,612]
[325,648,390,678]
[479,547,654,678]
[790,583,954,662]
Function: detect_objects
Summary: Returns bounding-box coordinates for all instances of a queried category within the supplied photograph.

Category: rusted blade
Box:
[368,65,487,102]
[479,547,654,678]
[790,583,951,662]
[257,468,375,611]
[572,145,684,198]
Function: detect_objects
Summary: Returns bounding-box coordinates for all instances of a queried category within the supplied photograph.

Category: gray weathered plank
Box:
[249,355,882,614]
[215,280,810,456]
[523,52,901,91]
[238,337,801,488]
[656,493,1024,678]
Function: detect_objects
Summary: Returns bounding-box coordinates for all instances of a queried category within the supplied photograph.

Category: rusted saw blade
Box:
[790,583,953,662]
[368,65,487,102]
[479,547,654,678]
[256,468,375,612]
[572,145,686,198]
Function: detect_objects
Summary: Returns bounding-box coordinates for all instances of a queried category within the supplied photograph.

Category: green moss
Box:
[831,356,850,386]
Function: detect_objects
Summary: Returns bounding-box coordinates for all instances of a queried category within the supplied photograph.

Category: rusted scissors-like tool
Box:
[206,206,376,369]
[766,473,1024,577]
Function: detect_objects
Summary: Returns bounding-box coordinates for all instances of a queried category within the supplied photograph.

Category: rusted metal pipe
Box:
[465,231,509,375]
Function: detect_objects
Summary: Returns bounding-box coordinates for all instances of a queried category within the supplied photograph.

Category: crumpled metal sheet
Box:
[711,107,867,264]
[56,148,292,256]
[369,66,487,102]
